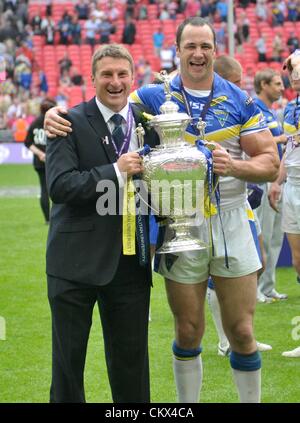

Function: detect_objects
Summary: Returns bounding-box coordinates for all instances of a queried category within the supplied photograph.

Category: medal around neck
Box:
[140,71,210,254]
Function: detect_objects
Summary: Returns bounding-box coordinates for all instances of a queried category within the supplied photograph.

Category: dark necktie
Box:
[110,113,124,152]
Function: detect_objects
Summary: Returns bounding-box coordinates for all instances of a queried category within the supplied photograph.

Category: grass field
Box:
[0,164,299,403]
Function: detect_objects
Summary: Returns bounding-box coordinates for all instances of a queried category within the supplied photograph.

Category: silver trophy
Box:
[139,71,209,254]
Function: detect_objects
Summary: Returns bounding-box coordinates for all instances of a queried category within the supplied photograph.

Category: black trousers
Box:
[36,169,50,222]
[47,254,151,403]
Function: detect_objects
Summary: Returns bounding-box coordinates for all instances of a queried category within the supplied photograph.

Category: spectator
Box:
[287,0,298,21]
[85,14,99,47]
[185,0,200,17]
[24,98,57,224]
[98,17,113,44]
[256,0,268,21]
[287,31,300,54]
[216,0,228,22]
[58,11,72,45]
[271,0,285,26]
[30,9,42,34]
[241,12,250,42]
[41,15,55,45]
[159,43,175,72]
[122,16,136,45]
[138,4,148,20]
[107,1,120,22]
[58,53,72,77]
[136,58,152,87]
[272,33,284,62]
[216,22,227,54]
[70,15,82,45]
[153,27,165,57]
[70,67,85,87]
[256,34,267,62]
[75,0,89,20]
[159,5,170,20]
[12,113,28,142]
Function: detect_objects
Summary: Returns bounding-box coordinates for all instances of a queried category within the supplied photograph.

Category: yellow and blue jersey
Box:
[254,97,283,160]
[131,73,268,209]
[283,98,300,178]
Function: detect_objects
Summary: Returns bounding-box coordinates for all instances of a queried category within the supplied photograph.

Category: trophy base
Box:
[156,237,207,254]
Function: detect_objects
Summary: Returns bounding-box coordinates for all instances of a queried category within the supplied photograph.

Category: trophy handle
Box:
[135,123,145,149]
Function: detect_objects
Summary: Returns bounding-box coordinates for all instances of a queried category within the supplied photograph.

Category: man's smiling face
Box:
[92,57,134,112]
[176,24,216,90]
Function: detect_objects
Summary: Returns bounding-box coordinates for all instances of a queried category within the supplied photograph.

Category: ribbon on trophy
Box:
[122,122,151,264]
[195,139,229,269]
[123,176,136,256]
[123,173,150,265]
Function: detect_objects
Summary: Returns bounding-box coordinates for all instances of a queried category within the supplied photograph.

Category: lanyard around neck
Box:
[293,95,300,130]
[111,105,134,157]
[179,77,214,136]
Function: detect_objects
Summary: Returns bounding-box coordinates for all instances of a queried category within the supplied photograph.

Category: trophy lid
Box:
[150,71,191,126]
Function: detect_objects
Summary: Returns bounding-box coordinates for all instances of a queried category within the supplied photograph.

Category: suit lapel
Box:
[85,97,118,163]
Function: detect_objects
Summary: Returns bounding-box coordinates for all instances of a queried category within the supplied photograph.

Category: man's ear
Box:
[283,57,293,73]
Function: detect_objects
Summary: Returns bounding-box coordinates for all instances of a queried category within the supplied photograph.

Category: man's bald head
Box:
[214,55,243,87]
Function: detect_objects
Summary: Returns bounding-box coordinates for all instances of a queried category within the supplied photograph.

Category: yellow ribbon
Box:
[203,182,218,218]
[123,177,136,255]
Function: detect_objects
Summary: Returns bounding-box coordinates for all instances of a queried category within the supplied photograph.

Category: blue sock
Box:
[172,341,202,360]
[230,350,261,371]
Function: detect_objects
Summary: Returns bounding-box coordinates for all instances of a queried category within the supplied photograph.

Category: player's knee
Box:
[292,255,300,275]
[176,320,203,348]
[228,321,253,346]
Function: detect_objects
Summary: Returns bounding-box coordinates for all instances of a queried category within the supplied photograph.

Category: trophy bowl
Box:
[138,71,209,254]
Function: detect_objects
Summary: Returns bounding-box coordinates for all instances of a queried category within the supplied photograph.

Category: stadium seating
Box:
[28,1,294,105]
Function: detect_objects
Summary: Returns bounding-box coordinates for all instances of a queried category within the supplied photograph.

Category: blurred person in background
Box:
[269,50,300,358]
[24,98,57,224]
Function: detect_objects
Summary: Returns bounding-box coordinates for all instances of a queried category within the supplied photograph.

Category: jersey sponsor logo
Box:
[171,91,184,103]
[213,109,229,127]
[211,96,227,106]
[165,253,179,271]
[245,96,253,106]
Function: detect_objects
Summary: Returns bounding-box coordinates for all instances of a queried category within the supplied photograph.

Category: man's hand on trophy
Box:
[117,152,144,177]
[211,143,234,176]
[44,106,71,138]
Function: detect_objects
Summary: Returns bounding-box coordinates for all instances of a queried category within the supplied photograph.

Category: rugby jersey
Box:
[254,97,283,160]
[283,98,300,181]
[131,72,267,210]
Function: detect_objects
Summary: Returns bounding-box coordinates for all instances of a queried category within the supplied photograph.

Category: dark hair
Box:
[41,98,56,114]
[176,17,216,48]
[254,68,279,94]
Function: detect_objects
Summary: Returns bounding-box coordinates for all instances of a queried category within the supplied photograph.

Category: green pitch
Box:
[0,165,299,403]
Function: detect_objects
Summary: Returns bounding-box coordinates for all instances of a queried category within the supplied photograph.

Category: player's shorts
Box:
[157,203,262,284]
[281,180,300,234]
[253,209,261,236]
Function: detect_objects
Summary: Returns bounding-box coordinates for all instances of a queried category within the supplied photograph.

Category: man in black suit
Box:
[46,44,158,403]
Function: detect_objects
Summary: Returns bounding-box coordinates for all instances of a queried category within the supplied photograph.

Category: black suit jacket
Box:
[46,98,159,286]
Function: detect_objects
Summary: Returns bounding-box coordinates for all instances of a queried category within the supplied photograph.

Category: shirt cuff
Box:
[113,162,125,188]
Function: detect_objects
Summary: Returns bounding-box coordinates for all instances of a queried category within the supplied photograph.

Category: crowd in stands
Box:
[0,0,299,142]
